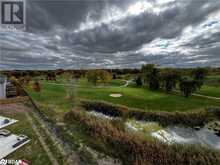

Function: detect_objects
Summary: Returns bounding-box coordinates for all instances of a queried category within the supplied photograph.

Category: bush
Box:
[206,107,220,119]
[32,80,41,92]
[81,100,125,117]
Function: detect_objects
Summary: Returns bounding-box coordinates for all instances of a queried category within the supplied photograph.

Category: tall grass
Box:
[81,100,219,127]
[64,109,220,165]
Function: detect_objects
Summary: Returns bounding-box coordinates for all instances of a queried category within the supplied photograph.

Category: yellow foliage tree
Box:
[86,70,112,85]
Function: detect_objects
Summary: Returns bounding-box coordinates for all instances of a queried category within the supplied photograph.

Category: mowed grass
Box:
[77,86,220,111]
[193,75,220,97]
[27,83,74,112]
[27,82,220,112]
[197,85,220,98]
[204,75,220,87]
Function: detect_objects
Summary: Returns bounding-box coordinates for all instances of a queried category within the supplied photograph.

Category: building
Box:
[0,75,7,99]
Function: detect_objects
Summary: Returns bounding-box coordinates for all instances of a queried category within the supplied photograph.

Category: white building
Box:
[0,75,7,99]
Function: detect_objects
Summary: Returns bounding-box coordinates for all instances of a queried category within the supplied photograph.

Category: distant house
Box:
[0,75,18,99]
[0,75,7,99]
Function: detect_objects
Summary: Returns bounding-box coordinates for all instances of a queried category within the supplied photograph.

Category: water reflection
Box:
[152,127,220,150]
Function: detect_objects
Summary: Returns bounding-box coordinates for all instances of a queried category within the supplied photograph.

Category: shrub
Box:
[32,80,41,92]
[81,100,125,117]
[206,107,220,119]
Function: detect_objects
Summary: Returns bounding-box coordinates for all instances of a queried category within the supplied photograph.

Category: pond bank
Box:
[87,110,220,150]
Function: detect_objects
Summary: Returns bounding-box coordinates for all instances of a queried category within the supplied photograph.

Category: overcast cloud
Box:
[1,0,220,70]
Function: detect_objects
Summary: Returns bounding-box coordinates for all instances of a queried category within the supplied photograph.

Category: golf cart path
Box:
[25,112,59,165]
[173,90,220,100]
[191,93,220,100]
[120,79,134,87]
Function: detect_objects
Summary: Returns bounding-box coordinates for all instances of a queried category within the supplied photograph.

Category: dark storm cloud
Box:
[72,0,220,52]
[1,0,220,69]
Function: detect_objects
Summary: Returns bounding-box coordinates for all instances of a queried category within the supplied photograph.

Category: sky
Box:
[1,0,220,70]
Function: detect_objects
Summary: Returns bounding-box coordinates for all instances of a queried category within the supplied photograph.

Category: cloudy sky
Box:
[1,0,220,70]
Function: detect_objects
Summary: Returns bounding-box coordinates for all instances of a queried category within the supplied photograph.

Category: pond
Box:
[151,127,220,150]
[87,111,220,150]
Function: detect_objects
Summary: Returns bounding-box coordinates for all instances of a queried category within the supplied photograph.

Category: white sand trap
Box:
[110,93,122,98]
[0,116,17,129]
[0,131,30,159]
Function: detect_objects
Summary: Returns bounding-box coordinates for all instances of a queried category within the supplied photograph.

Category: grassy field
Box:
[24,76,220,165]
[197,85,220,97]
[27,81,220,112]
[77,86,220,111]
[204,75,220,87]
[192,75,220,97]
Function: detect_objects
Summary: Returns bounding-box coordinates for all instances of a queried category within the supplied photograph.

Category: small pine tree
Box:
[135,76,142,86]
[179,78,198,97]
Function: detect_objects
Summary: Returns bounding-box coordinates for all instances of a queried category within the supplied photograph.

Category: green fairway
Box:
[77,86,220,111]
[204,75,220,87]
[192,75,220,98]
[197,85,220,98]
[27,83,74,112]
[27,82,220,112]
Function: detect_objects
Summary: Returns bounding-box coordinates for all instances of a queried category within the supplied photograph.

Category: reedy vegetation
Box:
[81,100,219,127]
[64,108,220,165]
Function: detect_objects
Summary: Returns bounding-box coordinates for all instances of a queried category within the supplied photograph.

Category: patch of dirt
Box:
[0,103,29,115]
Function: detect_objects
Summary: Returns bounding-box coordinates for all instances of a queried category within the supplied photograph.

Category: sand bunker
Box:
[110,93,122,98]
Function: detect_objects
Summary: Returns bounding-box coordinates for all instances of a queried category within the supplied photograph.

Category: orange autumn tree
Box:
[32,80,41,92]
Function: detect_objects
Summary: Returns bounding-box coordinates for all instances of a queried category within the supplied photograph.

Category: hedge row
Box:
[64,109,220,165]
[80,100,219,127]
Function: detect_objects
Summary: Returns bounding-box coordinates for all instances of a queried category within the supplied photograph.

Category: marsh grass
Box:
[81,100,218,127]
[64,109,220,165]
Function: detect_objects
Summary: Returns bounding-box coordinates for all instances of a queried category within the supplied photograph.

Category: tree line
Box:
[136,64,208,97]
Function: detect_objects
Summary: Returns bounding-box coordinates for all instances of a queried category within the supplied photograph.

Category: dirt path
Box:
[30,111,80,165]
[25,112,60,165]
